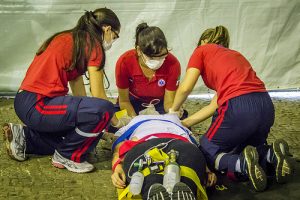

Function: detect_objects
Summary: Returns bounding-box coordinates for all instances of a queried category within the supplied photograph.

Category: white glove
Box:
[112,115,132,128]
[168,107,184,118]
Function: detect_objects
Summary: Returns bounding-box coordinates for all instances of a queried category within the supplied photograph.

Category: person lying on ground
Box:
[111,114,216,200]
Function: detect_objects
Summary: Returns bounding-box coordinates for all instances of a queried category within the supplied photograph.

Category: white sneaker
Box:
[2,123,27,161]
[52,150,95,173]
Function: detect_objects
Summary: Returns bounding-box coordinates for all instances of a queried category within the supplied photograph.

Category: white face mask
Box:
[145,58,165,70]
[142,53,165,70]
[103,32,115,51]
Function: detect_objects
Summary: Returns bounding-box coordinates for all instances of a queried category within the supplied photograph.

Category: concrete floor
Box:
[0,97,299,200]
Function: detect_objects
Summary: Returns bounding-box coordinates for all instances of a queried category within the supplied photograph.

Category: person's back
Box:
[188,43,266,106]
[20,33,76,97]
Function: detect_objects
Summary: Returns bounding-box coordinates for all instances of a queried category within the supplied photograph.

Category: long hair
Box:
[197,25,230,48]
[36,8,120,73]
[135,22,168,57]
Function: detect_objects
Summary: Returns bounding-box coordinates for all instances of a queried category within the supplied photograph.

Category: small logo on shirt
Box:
[158,79,166,87]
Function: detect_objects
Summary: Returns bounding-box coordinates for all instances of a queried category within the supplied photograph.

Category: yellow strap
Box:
[118,186,132,200]
[180,166,208,200]
[215,184,228,191]
[147,148,169,164]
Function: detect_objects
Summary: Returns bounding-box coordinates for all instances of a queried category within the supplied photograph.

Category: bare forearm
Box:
[112,151,120,166]
[164,90,176,113]
[182,104,216,127]
[171,68,200,112]
[171,86,190,111]
[112,143,122,166]
[182,94,218,127]
[119,101,137,117]
[69,76,87,96]
[88,67,108,100]
[164,101,173,113]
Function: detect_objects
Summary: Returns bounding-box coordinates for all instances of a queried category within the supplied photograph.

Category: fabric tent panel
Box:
[0,0,299,95]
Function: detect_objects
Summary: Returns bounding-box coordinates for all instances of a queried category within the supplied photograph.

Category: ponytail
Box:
[197,25,230,48]
[135,22,149,47]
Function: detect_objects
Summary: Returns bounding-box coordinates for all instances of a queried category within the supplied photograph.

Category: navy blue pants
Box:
[14,90,114,163]
[199,92,274,174]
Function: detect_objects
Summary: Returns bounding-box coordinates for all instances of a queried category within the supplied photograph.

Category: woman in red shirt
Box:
[3,8,121,173]
[115,23,183,117]
[170,26,293,191]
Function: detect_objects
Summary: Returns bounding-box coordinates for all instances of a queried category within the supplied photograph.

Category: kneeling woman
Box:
[170,25,293,191]
[3,8,121,173]
[115,23,184,117]
[111,114,216,200]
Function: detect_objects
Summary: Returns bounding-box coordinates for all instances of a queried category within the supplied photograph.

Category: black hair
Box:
[36,8,120,73]
[135,22,168,57]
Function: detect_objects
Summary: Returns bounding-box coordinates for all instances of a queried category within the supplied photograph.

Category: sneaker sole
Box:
[2,123,26,161]
[147,183,170,200]
[243,146,267,192]
[273,139,294,183]
[171,182,196,200]
[51,158,94,173]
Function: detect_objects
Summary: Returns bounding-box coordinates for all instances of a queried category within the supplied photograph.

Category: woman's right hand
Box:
[111,164,126,188]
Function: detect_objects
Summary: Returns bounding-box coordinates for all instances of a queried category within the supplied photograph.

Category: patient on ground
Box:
[111,114,216,200]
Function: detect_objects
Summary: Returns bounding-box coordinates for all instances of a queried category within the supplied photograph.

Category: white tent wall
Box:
[0,0,299,96]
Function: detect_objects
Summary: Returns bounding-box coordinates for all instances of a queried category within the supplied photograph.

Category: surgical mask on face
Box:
[142,53,165,70]
[145,59,165,70]
[103,32,115,51]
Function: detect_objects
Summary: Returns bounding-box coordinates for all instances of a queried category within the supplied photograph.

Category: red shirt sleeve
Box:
[187,47,204,72]
[87,44,103,67]
[115,54,130,89]
[165,54,181,91]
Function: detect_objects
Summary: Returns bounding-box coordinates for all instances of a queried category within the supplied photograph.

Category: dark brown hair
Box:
[197,25,230,48]
[36,8,120,73]
[135,23,168,57]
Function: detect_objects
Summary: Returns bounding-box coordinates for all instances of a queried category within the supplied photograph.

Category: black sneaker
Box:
[272,139,294,183]
[171,182,196,200]
[242,145,267,192]
[147,183,170,200]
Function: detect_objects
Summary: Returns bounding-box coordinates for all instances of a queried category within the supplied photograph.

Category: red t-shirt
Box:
[116,49,181,103]
[187,44,266,106]
[20,33,102,97]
